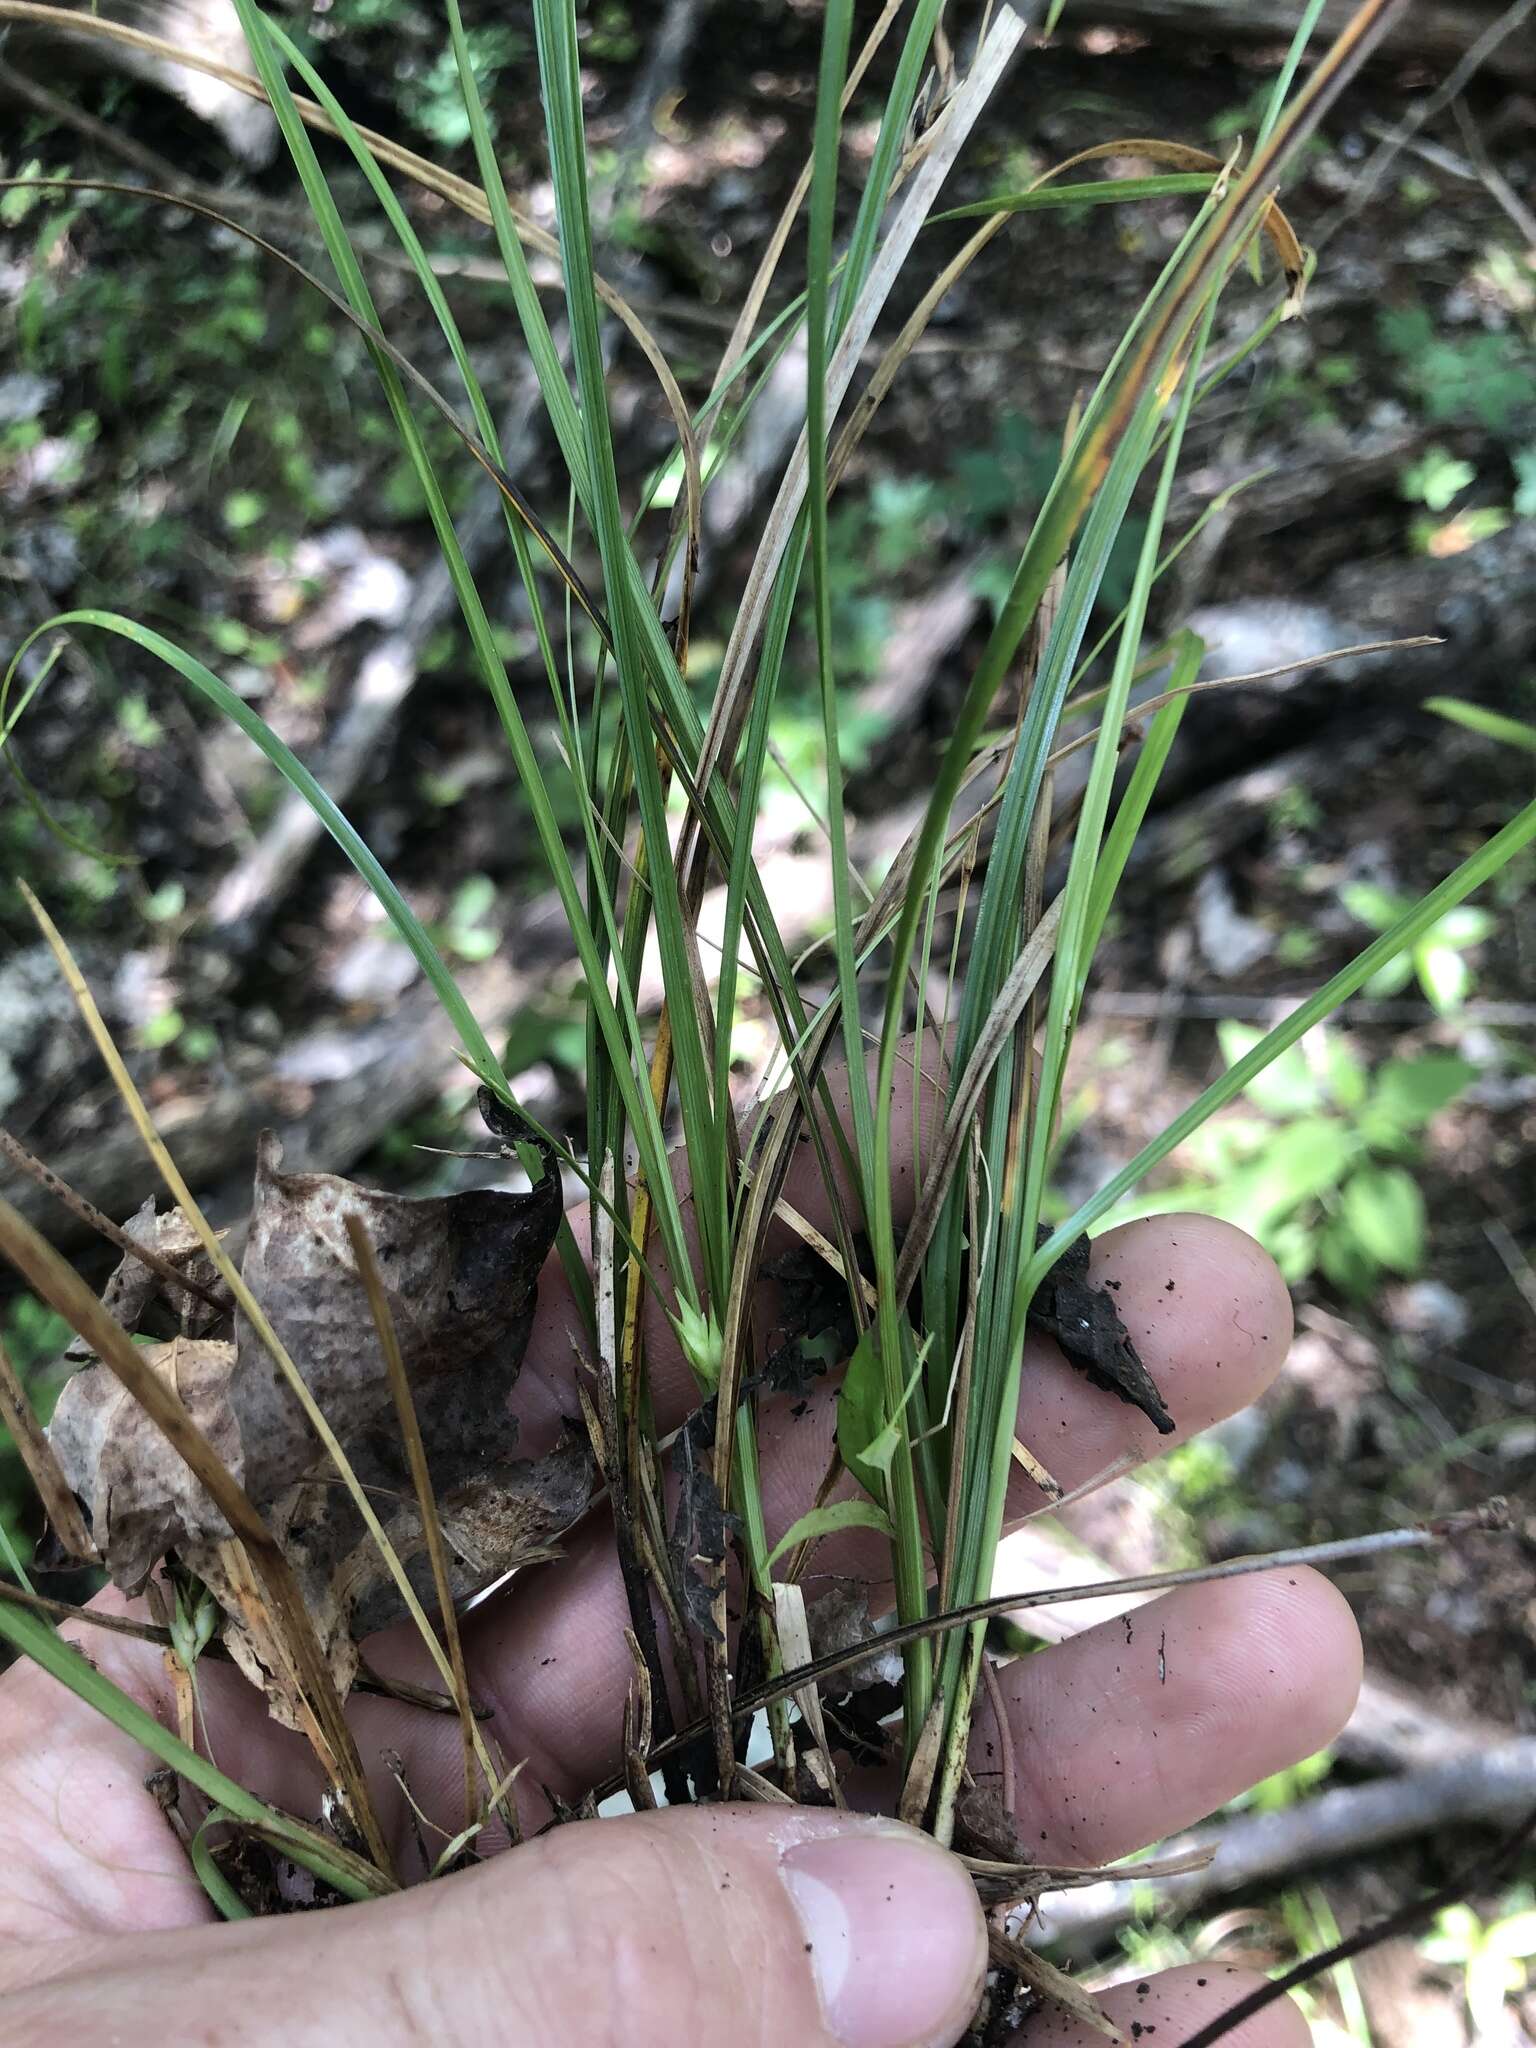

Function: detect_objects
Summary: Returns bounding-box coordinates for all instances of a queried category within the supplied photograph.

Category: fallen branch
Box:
[1176,1804,1536,2048]
[206,386,544,943]
[1036,1738,1536,1950]
[5,956,530,1252]
[1074,0,1536,79]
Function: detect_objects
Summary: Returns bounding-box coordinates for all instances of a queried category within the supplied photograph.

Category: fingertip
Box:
[1090,1212,1294,1420]
[782,1819,988,2048]
[1137,1563,1363,1801]
[1015,1964,1309,2046]
[1238,1563,1364,1747]
[982,1567,1364,1866]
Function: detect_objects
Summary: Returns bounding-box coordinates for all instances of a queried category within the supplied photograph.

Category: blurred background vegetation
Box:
[1,0,1535,2036]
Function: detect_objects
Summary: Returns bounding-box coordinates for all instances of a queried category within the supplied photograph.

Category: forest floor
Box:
[2,3,1535,2038]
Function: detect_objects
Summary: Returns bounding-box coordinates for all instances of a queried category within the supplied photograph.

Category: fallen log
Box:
[0,957,532,1254]
[1038,1738,1536,1950]
[1072,0,1536,80]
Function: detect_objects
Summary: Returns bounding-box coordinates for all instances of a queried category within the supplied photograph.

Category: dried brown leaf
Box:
[44,1103,581,1704]
[805,1582,903,1693]
[49,1336,240,1589]
[233,1123,560,1501]
[326,1423,593,1639]
[63,1195,227,1361]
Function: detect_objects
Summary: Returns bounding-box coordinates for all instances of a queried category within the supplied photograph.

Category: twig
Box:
[0,1325,96,1560]
[353,1660,493,1720]
[0,1126,227,1313]
[614,1504,1510,1788]
[1484,1217,1536,1324]
[0,54,186,181]
[1319,0,1536,242]
[0,1576,174,1644]
[1451,96,1536,249]
[1177,1805,1536,2048]
[1038,1735,1536,1949]
[206,379,545,941]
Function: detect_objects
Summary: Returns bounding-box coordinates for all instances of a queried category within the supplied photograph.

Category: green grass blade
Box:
[228,0,697,1288]
[190,1808,256,1921]
[530,0,727,1302]
[1426,697,1536,755]
[0,1597,387,1901]
[6,613,503,1086]
[1021,789,1536,1323]
[1079,679,1193,965]
[444,0,590,500]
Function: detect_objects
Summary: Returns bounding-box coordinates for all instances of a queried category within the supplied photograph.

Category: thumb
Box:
[21,1806,988,2048]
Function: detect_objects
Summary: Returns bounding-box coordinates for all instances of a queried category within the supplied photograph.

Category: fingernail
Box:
[780,1824,986,2048]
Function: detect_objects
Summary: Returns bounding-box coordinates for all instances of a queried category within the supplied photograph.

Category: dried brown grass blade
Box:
[715,0,904,383]
[346,1213,480,1838]
[0,1189,395,1879]
[690,4,1029,836]
[1043,137,1304,295]
[773,1581,842,1807]
[987,1926,1124,2043]
[897,1688,947,1828]
[622,1626,659,1813]
[0,1577,170,1644]
[1045,635,1443,771]
[826,134,1302,501]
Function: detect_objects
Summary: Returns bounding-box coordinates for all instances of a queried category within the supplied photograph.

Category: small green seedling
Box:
[1422,1889,1536,2039]
[1340,879,1493,1013]
[1399,444,1476,513]
[437,873,500,962]
[1131,1029,1474,1296]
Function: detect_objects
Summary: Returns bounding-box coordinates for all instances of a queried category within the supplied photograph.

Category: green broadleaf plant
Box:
[1118,1024,1475,1294]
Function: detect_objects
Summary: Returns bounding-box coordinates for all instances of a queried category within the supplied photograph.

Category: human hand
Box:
[0,1067,1360,2047]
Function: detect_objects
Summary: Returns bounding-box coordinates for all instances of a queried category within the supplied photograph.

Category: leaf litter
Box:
[47,1090,591,1712]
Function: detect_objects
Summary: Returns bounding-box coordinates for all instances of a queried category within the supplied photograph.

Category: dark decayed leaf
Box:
[48,1336,241,1591]
[1027,1227,1174,1435]
[759,1240,868,1399]
[669,1406,739,1643]
[287,1421,593,1642]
